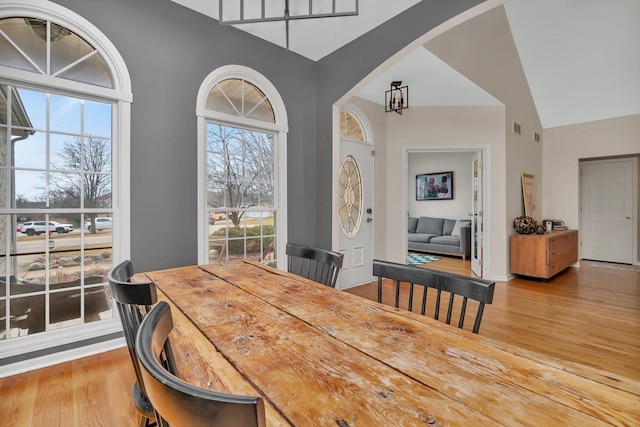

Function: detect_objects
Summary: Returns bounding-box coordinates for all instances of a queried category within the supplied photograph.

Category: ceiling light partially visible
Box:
[385,81,408,115]
[24,18,72,42]
[218,0,359,51]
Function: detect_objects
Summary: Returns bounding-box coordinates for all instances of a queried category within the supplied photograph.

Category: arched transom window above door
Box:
[340,109,365,141]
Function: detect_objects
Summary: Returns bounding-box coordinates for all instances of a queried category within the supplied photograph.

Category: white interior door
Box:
[338,139,374,288]
[470,152,483,277]
[580,159,635,263]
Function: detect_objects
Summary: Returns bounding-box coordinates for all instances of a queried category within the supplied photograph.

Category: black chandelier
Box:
[385,81,408,115]
[219,0,359,51]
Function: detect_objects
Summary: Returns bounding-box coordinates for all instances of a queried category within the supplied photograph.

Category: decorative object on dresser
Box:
[543,218,568,231]
[510,229,578,280]
[513,216,536,234]
[521,173,539,222]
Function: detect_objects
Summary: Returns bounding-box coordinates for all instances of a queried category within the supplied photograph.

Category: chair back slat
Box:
[286,243,344,288]
[136,302,266,427]
[373,259,495,334]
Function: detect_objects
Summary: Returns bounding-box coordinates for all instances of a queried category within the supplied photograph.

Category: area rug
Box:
[584,260,640,272]
[407,252,440,267]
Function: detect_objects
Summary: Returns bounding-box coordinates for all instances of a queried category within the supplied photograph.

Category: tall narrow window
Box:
[0,1,131,363]
[198,68,287,268]
[2,85,114,338]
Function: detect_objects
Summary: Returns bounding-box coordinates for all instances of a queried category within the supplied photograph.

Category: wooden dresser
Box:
[510,229,578,279]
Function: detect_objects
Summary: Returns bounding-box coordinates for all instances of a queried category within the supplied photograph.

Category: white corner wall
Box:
[408,152,474,219]
[385,105,507,278]
[543,114,640,262]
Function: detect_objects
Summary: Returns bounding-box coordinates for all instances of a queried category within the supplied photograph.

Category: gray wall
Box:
[53,0,483,269]
[314,0,484,248]
[54,0,318,271]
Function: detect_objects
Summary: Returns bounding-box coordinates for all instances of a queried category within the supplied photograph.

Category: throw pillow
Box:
[443,219,456,235]
[451,220,470,237]
[408,217,418,233]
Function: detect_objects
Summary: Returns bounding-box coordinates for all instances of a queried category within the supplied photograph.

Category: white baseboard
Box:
[0,337,126,378]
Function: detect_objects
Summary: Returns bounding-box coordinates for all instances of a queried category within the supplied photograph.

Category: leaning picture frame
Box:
[416,171,453,201]
[521,173,539,222]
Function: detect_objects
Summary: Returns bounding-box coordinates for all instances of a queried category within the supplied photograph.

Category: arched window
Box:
[338,107,371,239]
[197,66,288,269]
[0,0,131,365]
[340,109,366,141]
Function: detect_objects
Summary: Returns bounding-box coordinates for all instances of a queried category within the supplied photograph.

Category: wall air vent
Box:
[512,121,521,135]
[533,132,541,142]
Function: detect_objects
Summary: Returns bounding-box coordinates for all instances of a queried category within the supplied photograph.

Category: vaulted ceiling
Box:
[172,0,640,129]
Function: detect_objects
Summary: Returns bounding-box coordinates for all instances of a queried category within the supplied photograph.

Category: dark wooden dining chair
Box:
[373,259,495,333]
[108,260,161,427]
[286,243,344,288]
[136,301,267,427]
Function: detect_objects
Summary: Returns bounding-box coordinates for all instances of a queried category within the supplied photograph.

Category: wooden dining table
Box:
[139,259,639,426]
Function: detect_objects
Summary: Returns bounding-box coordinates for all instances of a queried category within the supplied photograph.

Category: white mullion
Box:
[0,28,46,75]
[46,20,50,75]
[4,87,11,337]
[241,79,245,117]
[4,86,11,212]
[79,99,85,324]
[45,93,50,208]
[44,213,50,332]
[244,95,268,119]
[51,50,98,78]
[218,84,242,117]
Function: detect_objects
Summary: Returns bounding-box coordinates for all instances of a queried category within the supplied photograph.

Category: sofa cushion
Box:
[408,233,438,243]
[429,235,460,247]
[408,217,418,233]
[451,220,471,237]
[443,219,457,235]
[416,217,444,235]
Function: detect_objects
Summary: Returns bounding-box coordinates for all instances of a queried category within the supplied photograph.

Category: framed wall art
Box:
[416,171,453,201]
[521,173,539,222]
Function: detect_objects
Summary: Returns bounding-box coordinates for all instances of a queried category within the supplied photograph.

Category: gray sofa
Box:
[408,216,471,260]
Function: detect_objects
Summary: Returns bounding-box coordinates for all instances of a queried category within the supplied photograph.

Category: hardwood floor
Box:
[0,257,638,426]
[0,347,138,427]
[346,257,640,382]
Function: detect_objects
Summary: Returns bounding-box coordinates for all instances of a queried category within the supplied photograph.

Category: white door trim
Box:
[403,145,491,279]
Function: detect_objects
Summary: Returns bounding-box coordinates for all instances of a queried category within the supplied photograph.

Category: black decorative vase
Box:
[513,216,536,234]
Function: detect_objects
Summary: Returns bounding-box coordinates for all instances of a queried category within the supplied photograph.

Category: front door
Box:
[338,139,374,288]
[471,153,483,277]
[580,159,635,263]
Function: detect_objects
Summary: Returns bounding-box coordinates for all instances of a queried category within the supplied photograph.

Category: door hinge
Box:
[479,259,483,267]
[371,150,375,156]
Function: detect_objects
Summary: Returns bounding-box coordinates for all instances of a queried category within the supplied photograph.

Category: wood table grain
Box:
[141,260,640,426]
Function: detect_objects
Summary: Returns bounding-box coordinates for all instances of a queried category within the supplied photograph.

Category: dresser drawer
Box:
[548,230,577,252]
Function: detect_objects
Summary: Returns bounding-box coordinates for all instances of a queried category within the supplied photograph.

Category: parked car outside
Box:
[21,221,74,236]
[209,212,227,224]
[85,217,113,232]
[16,223,23,232]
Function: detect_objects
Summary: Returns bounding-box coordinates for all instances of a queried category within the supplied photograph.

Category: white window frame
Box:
[196,66,288,269]
[0,0,132,374]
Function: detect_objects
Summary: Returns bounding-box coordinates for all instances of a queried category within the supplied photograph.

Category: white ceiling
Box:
[172,0,640,129]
